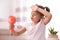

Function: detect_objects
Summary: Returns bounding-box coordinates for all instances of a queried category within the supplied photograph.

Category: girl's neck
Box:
[32,22,38,26]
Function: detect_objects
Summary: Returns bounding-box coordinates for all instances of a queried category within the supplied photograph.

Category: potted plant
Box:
[48,27,59,40]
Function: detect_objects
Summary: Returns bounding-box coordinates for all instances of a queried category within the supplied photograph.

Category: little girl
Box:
[11,4,52,40]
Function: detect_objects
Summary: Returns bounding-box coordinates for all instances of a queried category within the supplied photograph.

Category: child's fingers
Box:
[31,5,38,11]
[13,32,19,36]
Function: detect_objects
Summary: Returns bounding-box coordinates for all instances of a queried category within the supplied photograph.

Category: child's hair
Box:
[36,5,50,16]
[44,7,50,12]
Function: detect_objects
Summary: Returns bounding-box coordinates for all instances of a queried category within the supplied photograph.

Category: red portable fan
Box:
[8,16,16,24]
[8,16,16,33]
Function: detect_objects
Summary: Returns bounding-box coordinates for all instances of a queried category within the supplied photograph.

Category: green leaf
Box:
[48,27,58,35]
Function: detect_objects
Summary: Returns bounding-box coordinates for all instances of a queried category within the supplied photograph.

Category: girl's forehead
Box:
[31,11,38,14]
[31,11,40,15]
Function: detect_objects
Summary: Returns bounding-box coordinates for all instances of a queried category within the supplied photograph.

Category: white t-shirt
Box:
[24,20,46,40]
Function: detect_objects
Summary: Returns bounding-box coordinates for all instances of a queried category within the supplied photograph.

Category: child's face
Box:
[31,11,42,23]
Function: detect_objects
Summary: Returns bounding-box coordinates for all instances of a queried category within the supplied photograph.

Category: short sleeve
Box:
[41,21,46,26]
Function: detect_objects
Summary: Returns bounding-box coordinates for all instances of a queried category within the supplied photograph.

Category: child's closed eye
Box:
[33,16,36,18]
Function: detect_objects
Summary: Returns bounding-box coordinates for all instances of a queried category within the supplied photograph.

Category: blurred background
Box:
[0,0,60,40]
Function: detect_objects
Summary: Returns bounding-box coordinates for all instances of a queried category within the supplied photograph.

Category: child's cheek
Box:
[33,16,36,18]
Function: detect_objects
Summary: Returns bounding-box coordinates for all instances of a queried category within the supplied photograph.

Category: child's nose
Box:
[31,17,33,19]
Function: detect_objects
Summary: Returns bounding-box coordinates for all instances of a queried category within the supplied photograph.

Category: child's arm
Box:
[31,5,52,25]
[12,27,26,36]
[38,7,52,25]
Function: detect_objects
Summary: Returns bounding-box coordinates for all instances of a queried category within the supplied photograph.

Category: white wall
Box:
[0,0,13,18]
[0,0,13,29]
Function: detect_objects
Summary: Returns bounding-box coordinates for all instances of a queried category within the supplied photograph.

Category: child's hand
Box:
[31,5,38,11]
[10,24,15,33]
[13,32,20,36]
